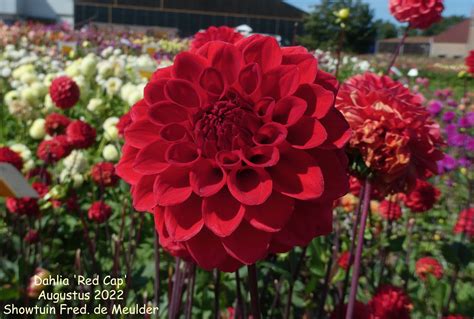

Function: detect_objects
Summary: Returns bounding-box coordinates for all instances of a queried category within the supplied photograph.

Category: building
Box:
[376,13,474,58]
[0,0,306,44]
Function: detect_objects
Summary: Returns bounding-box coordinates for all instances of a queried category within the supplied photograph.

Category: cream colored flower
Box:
[29,118,46,139]
[102,144,119,161]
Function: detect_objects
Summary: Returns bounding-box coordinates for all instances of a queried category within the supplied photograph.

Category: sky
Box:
[286,0,474,24]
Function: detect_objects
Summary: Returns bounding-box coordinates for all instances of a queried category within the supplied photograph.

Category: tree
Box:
[298,0,376,53]
[374,19,398,39]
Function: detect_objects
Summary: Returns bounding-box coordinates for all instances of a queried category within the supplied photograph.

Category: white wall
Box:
[22,0,74,24]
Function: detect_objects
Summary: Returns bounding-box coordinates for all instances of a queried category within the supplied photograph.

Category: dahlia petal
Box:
[159,123,188,143]
[310,149,349,201]
[253,122,287,147]
[124,119,161,148]
[281,46,308,55]
[242,36,282,73]
[215,150,242,169]
[148,101,188,125]
[245,192,294,232]
[281,52,318,84]
[208,42,242,85]
[260,65,300,99]
[287,116,328,149]
[185,227,228,270]
[227,167,272,205]
[132,175,157,211]
[254,97,275,122]
[202,188,245,237]
[133,140,169,174]
[154,167,192,206]
[242,146,279,168]
[165,142,201,167]
[221,220,271,264]
[190,159,226,197]
[314,69,338,95]
[217,256,241,273]
[272,96,307,126]
[115,145,140,184]
[268,146,324,200]
[234,34,264,52]
[171,52,208,83]
[164,79,201,108]
[238,63,262,95]
[130,99,149,121]
[150,66,171,82]
[294,83,334,119]
[199,67,225,97]
[319,108,351,149]
[164,194,204,241]
[144,78,168,105]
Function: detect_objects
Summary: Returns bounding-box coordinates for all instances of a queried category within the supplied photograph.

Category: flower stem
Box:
[386,27,410,74]
[443,265,459,315]
[214,269,220,319]
[284,246,307,319]
[234,269,246,319]
[247,264,261,319]
[345,179,372,319]
[184,263,196,319]
[154,231,160,309]
[334,29,346,79]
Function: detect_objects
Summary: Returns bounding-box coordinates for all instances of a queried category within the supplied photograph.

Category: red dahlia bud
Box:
[49,76,80,109]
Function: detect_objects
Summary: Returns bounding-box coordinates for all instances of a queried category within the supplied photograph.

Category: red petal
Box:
[202,188,245,237]
[253,122,287,147]
[227,167,272,205]
[133,140,169,174]
[268,146,324,200]
[287,116,327,149]
[171,52,208,83]
[234,34,264,52]
[242,146,279,168]
[165,142,201,167]
[242,36,282,73]
[164,79,201,108]
[294,83,334,119]
[154,167,192,206]
[272,96,307,126]
[124,119,161,148]
[281,52,318,84]
[130,99,149,121]
[150,66,171,82]
[190,159,226,197]
[319,108,351,149]
[159,123,188,143]
[238,63,262,95]
[315,69,338,95]
[281,46,308,55]
[208,42,242,85]
[148,101,188,125]
[245,192,294,232]
[116,145,140,185]
[254,97,275,122]
[221,220,271,264]
[310,149,349,202]
[164,194,204,241]
[144,78,168,105]
[199,67,225,96]
[132,175,157,211]
[217,256,242,273]
[185,227,228,270]
[260,65,300,99]
[215,150,242,170]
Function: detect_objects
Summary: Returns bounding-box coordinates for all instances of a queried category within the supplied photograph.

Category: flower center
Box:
[193,92,260,158]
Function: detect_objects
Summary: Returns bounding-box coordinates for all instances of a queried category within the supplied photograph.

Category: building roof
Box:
[434,19,469,44]
[379,36,431,44]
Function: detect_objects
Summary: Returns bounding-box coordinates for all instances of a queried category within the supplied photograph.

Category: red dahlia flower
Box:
[117,34,351,271]
[337,251,350,270]
[190,26,244,52]
[403,179,440,213]
[66,120,96,149]
[378,199,402,221]
[466,51,474,75]
[88,201,112,223]
[24,229,40,244]
[32,182,49,198]
[336,73,444,193]
[117,113,132,137]
[442,316,470,319]
[453,207,474,238]
[37,135,71,163]
[0,146,23,171]
[330,301,370,319]
[91,162,119,187]
[45,112,71,135]
[26,167,52,184]
[6,197,40,216]
[389,0,444,29]
[415,256,443,280]
[49,76,80,109]
[369,285,412,319]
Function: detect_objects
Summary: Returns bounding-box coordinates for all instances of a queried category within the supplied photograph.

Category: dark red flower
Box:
[338,251,350,270]
[369,286,412,319]
[117,113,132,137]
[6,197,40,216]
[37,135,71,163]
[349,176,362,196]
[389,0,444,29]
[88,201,112,223]
[24,229,40,244]
[0,146,23,171]
[415,256,443,280]
[32,182,49,198]
[453,207,474,238]
[49,76,80,109]
[91,162,119,187]
[117,35,351,271]
[336,73,444,193]
[190,26,244,52]
[403,179,440,213]
[466,51,474,75]
[45,112,71,135]
[378,199,402,221]
[26,168,52,184]
[442,315,470,319]
[66,120,96,149]
[330,301,370,319]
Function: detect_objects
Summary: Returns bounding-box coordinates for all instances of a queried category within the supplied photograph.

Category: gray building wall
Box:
[0,0,74,24]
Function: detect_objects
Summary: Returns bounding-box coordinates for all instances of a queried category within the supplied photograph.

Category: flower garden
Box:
[0,1,473,318]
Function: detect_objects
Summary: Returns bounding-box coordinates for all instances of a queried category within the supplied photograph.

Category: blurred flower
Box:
[37,135,71,163]
[389,0,444,29]
[24,229,40,244]
[442,315,470,319]
[330,301,370,319]
[407,68,418,77]
[103,117,119,141]
[190,26,243,52]
[117,113,132,137]
[403,179,440,213]
[91,162,119,187]
[368,285,412,319]
[66,120,96,149]
[49,76,80,109]
[45,112,71,135]
[63,150,88,174]
[427,100,442,116]
[442,111,455,123]
[415,256,443,280]
[86,98,104,112]
[6,197,40,216]
[453,207,474,238]
[29,118,46,140]
[32,182,49,198]
[466,50,474,75]
[26,268,50,298]
[0,146,23,170]
[8,99,37,120]
[378,199,402,221]
[88,201,112,223]
[337,251,350,270]
[105,77,123,96]
[102,144,119,161]
[335,8,350,20]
